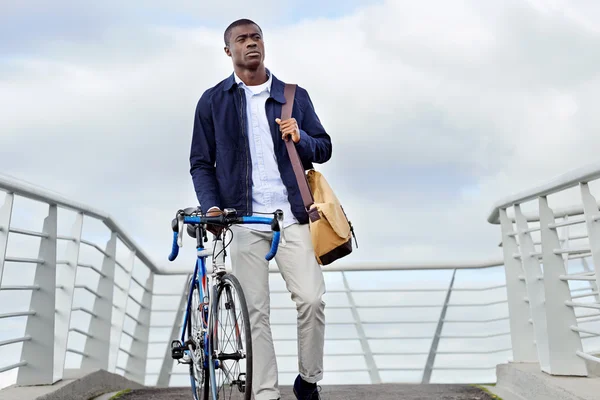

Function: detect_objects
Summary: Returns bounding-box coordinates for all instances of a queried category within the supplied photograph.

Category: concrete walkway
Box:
[115,384,494,400]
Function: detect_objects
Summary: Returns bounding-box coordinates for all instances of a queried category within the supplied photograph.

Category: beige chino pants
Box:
[229,223,326,400]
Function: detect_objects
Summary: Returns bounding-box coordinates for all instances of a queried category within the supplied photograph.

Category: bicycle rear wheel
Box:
[208,273,252,400]
[188,281,210,400]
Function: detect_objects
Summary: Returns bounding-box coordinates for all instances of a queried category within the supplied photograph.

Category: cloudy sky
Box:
[4,0,600,268]
[5,0,600,391]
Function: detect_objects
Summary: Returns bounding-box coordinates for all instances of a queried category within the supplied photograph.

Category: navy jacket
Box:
[189,72,332,224]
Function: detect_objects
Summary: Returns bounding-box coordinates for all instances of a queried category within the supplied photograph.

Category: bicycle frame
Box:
[168,209,283,400]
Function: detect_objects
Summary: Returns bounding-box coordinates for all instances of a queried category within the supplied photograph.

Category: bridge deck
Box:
[111,384,494,400]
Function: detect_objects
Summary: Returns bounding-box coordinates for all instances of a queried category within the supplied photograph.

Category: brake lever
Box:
[177,213,184,247]
[276,211,286,246]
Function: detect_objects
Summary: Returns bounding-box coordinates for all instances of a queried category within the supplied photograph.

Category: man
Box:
[189,18,331,400]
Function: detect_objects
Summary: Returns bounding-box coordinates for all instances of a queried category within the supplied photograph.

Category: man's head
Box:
[224,19,265,70]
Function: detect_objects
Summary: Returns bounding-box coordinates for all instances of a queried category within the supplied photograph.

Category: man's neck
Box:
[234,66,268,86]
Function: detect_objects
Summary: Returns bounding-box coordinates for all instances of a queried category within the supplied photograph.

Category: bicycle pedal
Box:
[171,340,184,360]
[234,373,246,393]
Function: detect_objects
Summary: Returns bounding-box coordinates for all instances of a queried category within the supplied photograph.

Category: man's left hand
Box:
[275,118,300,143]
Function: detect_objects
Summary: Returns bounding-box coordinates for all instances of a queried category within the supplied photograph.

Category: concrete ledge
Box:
[492,362,600,400]
[0,370,144,400]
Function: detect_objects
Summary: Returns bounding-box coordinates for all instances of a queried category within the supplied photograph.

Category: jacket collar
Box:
[223,68,286,104]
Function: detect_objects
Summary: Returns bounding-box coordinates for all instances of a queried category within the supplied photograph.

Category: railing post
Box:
[109,249,136,373]
[0,192,14,288]
[341,271,380,383]
[81,232,117,373]
[580,183,600,292]
[514,205,550,371]
[538,196,587,376]
[499,208,537,362]
[54,212,83,382]
[17,204,57,385]
[125,273,153,384]
[422,269,456,383]
[157,275,190,387]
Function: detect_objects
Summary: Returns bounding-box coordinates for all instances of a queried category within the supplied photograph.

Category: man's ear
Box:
[224,46,231,57]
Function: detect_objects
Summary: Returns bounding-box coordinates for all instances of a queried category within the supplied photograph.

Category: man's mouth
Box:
[246,51,261,57]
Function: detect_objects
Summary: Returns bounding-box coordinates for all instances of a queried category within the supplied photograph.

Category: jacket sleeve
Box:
[189,93,221,212]
[294,87,332,166]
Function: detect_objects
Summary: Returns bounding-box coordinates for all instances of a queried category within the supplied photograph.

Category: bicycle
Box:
[167,206,285,400]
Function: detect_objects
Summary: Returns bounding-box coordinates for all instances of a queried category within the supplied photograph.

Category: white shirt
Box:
[234,72,298,231]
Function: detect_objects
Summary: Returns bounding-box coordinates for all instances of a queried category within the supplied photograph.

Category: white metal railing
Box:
[0,174,512,391]
[488,161,600,377]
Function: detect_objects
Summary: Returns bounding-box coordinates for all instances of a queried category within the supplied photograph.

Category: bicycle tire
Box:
[187,281,210,400]
[208,273,253,400]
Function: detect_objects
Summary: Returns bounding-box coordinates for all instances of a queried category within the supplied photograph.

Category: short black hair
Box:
[224,19,262,45]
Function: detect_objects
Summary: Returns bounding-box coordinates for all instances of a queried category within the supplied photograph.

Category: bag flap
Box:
[313,202,350,239]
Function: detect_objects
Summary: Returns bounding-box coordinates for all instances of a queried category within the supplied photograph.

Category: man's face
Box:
[225,24,265,69]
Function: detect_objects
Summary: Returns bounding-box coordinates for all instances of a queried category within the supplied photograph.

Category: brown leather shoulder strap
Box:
[282,84,314,209]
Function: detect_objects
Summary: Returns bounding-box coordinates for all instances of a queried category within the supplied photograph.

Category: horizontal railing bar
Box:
[131,276,151,293]
[115,260,129,274]
[72,307,98,318]
[436,348,512,355]
[8,227,48,238]
[440,332,510,339]
[0,311,36,319]
[572,291,599,299]
[0,336,31,347]
[69,328,93,338]
[125,312,142,325]
[573,287,598,292]
[426,366,497,371]
[74,285,102,298]
[0,285,39,291]
[270,320,441,326]
[448,300,508,307]
[66,348,88,357]
[572,326,600,337]
[0,361,27,374]
[4,257,44,264]
[80,239,110,257]
[443,316,510,323]
[161,260,505,276]
[452,284,507,292]
[549,216,586,229]
[78,263,107,278]
[114,282,127,293]
[576,351,600,364]
[57,234,77,241]
[554,247,591,255]
[578,316,600,324]
[119,347,135,358]
[127,294,146,309]
[121,329,137,340]
[151,309,176,313]
[560,275,596,281]
[566,301,600,310]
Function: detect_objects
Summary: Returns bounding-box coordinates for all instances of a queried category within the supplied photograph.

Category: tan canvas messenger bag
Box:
[281,83,357,265]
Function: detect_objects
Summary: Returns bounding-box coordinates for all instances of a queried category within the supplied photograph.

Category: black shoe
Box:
[292,374,320,399]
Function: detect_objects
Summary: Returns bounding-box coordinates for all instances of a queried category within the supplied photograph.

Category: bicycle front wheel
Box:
[208,273,253,400]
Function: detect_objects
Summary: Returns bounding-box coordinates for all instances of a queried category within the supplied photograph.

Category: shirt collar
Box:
[234,70,272,93]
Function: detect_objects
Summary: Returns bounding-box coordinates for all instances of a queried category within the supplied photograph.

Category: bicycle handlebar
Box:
[168,208,284,262]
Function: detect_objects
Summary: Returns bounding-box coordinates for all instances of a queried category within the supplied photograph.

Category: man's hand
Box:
[206,206,223,236]
[275,118,300,143]
[206,207,222,217]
